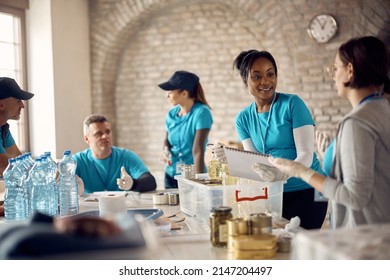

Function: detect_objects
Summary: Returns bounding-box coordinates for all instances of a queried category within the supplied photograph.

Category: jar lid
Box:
[211,206,232,213]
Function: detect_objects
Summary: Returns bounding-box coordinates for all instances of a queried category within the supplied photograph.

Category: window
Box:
[0,1,29,152]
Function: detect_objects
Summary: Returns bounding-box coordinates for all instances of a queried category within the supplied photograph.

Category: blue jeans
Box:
[164,173,178,189]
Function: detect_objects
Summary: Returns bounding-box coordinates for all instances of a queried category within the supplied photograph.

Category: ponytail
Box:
[191,83,211,109]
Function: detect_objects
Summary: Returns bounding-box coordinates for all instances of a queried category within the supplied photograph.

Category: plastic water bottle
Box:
[12,155,30,220]
[58,150,79,216]
[44,151,59,212]
[23,152,34,167]
[3,158,17,222]
[22,153,35,217]
[3,156,29,221]
[30,156,58,217]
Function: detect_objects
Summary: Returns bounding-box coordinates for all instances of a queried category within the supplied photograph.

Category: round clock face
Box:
[307,14,338,43]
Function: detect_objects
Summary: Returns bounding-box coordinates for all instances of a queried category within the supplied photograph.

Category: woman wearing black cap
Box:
[158,70,213,189]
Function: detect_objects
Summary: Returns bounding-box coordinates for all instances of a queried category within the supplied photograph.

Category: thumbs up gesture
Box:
[116,166,133,191]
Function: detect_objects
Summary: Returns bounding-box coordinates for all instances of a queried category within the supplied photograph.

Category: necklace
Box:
[256,93,277,153]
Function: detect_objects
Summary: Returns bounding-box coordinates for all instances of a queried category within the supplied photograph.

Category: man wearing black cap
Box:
[0,77,34,175]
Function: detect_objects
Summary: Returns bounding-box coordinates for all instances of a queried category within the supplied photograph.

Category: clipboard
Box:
[223,146,286,182]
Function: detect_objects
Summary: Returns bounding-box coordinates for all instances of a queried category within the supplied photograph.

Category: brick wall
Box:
[89,0,390,178]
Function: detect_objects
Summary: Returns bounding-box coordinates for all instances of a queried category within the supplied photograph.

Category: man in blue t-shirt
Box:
[0,77,34,216]
[74,114,157,194]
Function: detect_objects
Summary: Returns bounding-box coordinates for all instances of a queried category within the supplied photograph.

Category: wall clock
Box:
[307,14,338,43]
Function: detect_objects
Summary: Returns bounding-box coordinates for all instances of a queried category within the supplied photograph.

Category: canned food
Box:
[210,206,233,247]
[250,212,272,235]
[227,218,249,251]
[168,192,179,205]
[182,164,195,179]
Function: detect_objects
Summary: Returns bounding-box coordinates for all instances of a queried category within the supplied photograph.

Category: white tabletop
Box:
[78,190,293,260]
[0,190,292,260]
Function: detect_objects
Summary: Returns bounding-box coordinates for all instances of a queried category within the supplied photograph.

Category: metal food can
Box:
[277,235,292,253]
[249,212,272,235]
[226,218,249,251]
[182,164,195,179]
[168,192,180,205]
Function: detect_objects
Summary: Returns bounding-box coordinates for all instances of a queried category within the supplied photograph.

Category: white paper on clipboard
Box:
[223,146,287,182]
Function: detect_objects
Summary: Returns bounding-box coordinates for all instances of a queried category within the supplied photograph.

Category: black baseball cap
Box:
[158,70,199,92]
[0,77,34,100]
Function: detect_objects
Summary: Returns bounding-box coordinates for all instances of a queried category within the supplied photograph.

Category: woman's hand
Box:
[269,157,316,182]
[316,131,330,159]
[160,146,172,166]
[252,163,277,181]
[211,143,227,164]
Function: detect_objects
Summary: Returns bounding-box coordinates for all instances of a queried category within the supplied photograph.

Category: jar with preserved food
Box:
[210,206,233,247]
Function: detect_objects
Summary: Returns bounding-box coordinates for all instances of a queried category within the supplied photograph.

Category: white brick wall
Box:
[89,0,390,180]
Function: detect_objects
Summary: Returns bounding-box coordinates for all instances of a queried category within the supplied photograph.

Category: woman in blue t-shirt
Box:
[216,50,328,229]
[158,70,213,189]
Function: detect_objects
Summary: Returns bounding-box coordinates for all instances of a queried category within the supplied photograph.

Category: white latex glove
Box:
[285,216,301,233]
[116,166,133,191]
[315,131,330,159]
[160,146,172,166]
[252,162,277,182]
[268,157,316,182]
[212,143,227,164]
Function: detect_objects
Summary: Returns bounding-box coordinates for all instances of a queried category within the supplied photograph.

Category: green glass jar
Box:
[210,206,233,247]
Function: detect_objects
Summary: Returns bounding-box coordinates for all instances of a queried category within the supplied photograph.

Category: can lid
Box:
[211,206,232,213]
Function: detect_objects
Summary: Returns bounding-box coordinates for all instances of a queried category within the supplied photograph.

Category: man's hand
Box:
[116,166,133,191]
[211,143,227,164]
[268,157,316,182]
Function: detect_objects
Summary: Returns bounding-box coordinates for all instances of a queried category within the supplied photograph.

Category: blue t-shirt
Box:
[0,124,16,154]
[235,93,325,192]
[323,137,335,176]
[74,146,149,193]
[165,102,213,177]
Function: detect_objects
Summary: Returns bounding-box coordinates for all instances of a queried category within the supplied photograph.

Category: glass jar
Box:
[209,206,233,247]
[220,163,239,185]
[207,155,221,180]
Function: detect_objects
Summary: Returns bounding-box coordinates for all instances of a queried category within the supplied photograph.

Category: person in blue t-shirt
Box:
[0,77,34,175]
[158,70,213,189]
[214,50,328,229]
[0,77,34,217]
[74,114,157,194]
